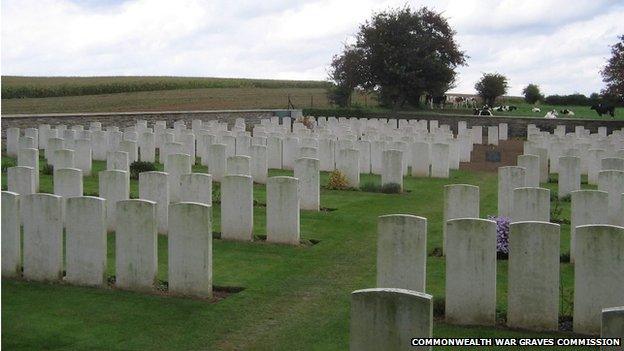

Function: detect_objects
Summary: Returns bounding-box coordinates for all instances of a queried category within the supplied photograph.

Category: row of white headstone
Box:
[4,116,510,189]
[348,213,623,350]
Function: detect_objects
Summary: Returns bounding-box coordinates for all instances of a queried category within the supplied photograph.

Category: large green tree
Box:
[522,83,543,104]
[475,73,508,106]
[601,35,624,102]
[327,46,364,107]
[329,6,466,110]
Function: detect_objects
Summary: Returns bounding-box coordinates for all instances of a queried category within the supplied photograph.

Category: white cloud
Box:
[1,0,622,95]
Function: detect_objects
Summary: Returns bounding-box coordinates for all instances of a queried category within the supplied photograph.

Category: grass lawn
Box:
[1,153,598,350]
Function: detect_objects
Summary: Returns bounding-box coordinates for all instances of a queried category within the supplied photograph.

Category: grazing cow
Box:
[559,109,575,116]
[494,105,517,112]
[473,106,493,116]
[590,103,615,117]
[532,107,541,113]
[426,94,447,109]
[544,110,558,119]
[465,97,478,108]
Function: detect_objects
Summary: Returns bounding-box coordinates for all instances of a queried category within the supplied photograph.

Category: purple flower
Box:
[488,215,510,254]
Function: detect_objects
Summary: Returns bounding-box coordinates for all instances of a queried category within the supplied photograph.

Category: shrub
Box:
[129,161,156,180]
[326,170,349,190]
[488,215,510,256]
[41,163,54,175]
[1,159,16,173]
[381,183,402,194]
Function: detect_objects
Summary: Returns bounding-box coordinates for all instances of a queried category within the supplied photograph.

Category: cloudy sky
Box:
[2,0,623,95]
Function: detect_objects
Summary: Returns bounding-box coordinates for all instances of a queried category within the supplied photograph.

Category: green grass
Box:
[1,154,598,350]
[1,76,332,99]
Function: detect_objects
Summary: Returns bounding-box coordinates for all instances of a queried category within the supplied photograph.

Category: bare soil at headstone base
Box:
[460,139,525,173]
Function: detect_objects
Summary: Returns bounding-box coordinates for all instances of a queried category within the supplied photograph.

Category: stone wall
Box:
[1,109,299,139]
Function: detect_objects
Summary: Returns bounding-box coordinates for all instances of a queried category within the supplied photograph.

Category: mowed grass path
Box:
[1,154,596,350]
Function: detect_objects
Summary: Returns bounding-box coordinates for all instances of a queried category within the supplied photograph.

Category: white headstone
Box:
[1,191,21,277]
[498,166,526,217]
[511,187,550,222]
[139,171,169,235]
[294,157,320,211]
[99,170,130,231]
[179,173,212,206]
[443,184,480,253]
[221,175,254,241]
[267,176,300,245]
[22,194,63,281]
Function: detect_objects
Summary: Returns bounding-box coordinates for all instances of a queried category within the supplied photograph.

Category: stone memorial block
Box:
[6,127,20,157]
[138,132,156,162]
[65,196,107,286]
[411,141,430,177]
[207,144,227,182]
[74,138,92,176]
[139,171,169,234]
[574,225,624,335]
[21,194,63,281]
[99,170,129,231]
[445,218,497,326]
[443,184,480,253]
[298,146,318,159]
[570,190,609,262]
[91,131,109,161]
[601,157,624,171]
[472,125,483,144]
[1,191,20,277]
[107,151,129,172]
[119,140,138,163]
[508,221,560,331]
[54,149,75,169]
[250,145,268,184]
[180,173,212,206]
[168,202,212,298]
[7,166,35,195]
[381,149,403,190]
[376,215,427,292]
[370,140,386,175]
[282,136,299,170]
[181,133,196,161]
[53,168,83,223]
[221,135,236,158]
[226,155,251,176]
[267,177,300,245]
[430,143,449,178]
[115,200,158,292]
[598,170,624,225]
[498,166,526,217]
[518,154,540,187]
[221,175,253,241]
[19,136,36,150]
[337,148,360,188]
[18,148,40,191]
[487,126,499,146]
[45,137,64,161]
[587,149,607,185]
[235,134,251,157]
[350,288,432,351]
[267,136,283,169]
[499,123,508,140]
[511,187,550,222]
[601,307,624,348]
[165,153,192,203]
[294,157,320,211]
[358,140,372,174]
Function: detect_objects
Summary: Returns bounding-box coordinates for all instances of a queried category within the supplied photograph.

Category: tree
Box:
[475,73,508,106]
[329,6,467,111]
[327,46,364,107]
[522,83,543,104]
[601,35,624,103]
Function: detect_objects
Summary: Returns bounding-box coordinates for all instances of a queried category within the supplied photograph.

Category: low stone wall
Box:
[1,109,300,138]
[304,110,624,137]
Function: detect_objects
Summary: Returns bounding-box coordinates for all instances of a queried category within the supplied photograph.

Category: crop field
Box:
[1,152,596,351]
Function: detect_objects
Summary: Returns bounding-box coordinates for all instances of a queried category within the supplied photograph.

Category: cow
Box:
[559,109,575,116]
[473,106,493,116]
[544,110,558,119]
[590,103,615,118]
[426,94,447,109]
[465,97,478,108]
[493,105,517,112]
[532,107,541,113]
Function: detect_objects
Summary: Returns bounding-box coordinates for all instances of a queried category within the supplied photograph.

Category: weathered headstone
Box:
[518,154,540,187]
[99,170,130,231]
[179,173,212,206]
[294,158,320,211]
[221,175,254,241]
[570,190,609,262]
[139,171,169,234]
[498,166,526,217]
[511,187,550,222]
[598,170,624,226]
[443,184,480,253]
[558,156,581,198]
[207,144,227,182]
[267,176,300,245]
[250,145,268,184]
[22,194,63,281]
[7,166,35,195]
[381,149,403,190]
[1,191,21,277]
[165,153,192,203]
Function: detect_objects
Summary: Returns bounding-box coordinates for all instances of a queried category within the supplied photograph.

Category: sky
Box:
[2,0,623,95]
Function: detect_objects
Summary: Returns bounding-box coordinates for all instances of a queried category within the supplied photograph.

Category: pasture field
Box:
[1,76,331,99]
[1,153,595,351]
[0,87,377,115]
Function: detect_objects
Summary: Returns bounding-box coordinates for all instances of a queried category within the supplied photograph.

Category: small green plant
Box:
[212,186,221,204]
[381,183,402,194]
[129,161,156,180]
[326,170,349,190]
[41,163,54,175]
[1,159,16,172]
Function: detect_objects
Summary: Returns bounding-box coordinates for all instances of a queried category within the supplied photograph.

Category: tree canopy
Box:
[522,83,544,104]
[328,6,466,109]
[601,35,624,103]
[475,73,508,106]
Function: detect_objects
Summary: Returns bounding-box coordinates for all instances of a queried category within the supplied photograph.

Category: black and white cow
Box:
[590,104,615,118]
